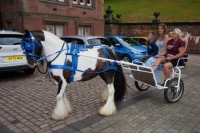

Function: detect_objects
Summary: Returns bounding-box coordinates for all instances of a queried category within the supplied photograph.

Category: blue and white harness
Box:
[21,33,117,83]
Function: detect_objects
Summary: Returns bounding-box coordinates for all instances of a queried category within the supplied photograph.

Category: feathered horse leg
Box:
[99,65,126,116]
[52,77,71,120]
[99,83,117,116]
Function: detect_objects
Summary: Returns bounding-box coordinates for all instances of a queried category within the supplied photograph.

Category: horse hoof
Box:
[52,111,68,120]
[99,107,116,116]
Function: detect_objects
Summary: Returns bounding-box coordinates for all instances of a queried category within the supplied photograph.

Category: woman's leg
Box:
[145,57,161,83]
[163,62,173,79]
[154,70,161,83]
[152,58,166,71]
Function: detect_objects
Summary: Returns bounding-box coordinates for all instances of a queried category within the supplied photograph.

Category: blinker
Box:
[21,31,43,61]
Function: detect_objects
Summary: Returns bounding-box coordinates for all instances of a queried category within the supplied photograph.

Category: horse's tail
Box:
[114,64,127,102]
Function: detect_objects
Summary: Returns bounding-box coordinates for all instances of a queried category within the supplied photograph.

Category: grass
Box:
[104,0,200,23]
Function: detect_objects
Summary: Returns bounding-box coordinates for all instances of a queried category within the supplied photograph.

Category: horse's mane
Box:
[32,30,58,73]
[43,30,63,42]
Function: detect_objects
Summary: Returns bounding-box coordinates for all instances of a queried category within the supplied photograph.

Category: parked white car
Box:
[0,30,35,74]
[60,36,112,46]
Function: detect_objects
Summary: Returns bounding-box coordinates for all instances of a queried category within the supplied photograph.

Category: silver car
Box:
[0,30,35,74]
[60,36,112,46]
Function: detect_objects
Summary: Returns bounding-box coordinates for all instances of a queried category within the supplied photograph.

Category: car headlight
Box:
[130,49,141,55]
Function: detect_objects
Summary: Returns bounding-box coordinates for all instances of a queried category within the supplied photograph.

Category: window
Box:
[78,26,90,36]
[120,38,140,46]
[140,38,148,45]
[47,25,54,34]
[41,0,68,4]
[47,25,63,37]
[73,0,77,4]
[80,0,85,5]
[87,38,111,46]
[56,26,63,37]
[73,39,85,45]
[87,0,91,6]
[109,38,118,46]
[73,0,92,7]
[61,38,85,45]
[0,35,23,45]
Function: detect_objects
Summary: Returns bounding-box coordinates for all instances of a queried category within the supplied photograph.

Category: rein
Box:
[36,41,66,74]
[22,33,128,84]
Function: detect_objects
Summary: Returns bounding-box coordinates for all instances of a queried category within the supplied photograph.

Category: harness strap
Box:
[68,54,79,83]
[49,44,119,83]
[50,65,73,70]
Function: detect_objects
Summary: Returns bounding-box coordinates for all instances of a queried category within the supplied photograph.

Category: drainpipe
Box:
[21,0,24,32]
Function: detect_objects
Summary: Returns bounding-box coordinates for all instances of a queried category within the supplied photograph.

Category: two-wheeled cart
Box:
[78,54,188,103]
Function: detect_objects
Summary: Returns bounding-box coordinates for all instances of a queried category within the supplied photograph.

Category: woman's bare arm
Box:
[158,35,169,56]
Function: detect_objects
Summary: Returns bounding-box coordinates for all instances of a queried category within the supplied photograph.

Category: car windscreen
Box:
[120,38,141,46]
[87,38,111,46]
[0,34,23,45]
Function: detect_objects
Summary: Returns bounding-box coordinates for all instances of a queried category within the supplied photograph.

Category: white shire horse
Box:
[21,30,126,120]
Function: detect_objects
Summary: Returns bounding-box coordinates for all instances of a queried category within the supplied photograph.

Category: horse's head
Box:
[21,30,45,68]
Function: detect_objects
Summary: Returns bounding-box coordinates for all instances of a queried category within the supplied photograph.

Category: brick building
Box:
[0,0,105,36]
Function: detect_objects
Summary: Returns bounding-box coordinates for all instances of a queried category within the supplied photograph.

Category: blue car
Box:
[105,36,147,62]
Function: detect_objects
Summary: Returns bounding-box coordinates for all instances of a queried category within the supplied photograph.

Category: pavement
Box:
[0,54,200,133]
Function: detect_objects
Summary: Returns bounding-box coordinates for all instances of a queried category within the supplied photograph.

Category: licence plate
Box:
[6,56,25,61]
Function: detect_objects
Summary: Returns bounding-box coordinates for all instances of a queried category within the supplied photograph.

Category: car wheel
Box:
[24,68,35,75]
[122,55,131,62]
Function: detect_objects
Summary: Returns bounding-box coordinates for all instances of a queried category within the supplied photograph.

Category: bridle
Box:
[21,32,43,61]
[21,32,66,74]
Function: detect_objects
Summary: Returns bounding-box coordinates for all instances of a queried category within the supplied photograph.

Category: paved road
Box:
[0,54,199,133]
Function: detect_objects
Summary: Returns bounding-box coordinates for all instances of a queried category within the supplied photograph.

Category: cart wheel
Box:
[135,81,150,91]
[164,78,184,103]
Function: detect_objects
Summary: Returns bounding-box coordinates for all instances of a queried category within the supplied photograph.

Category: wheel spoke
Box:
[172,92,176,99]
[168,81,179,100]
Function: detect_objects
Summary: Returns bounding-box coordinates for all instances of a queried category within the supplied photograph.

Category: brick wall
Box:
[0,0,105,36]
[105,22,200,54]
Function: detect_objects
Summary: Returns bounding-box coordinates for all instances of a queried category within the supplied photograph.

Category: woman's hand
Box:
[166,57,174,62]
